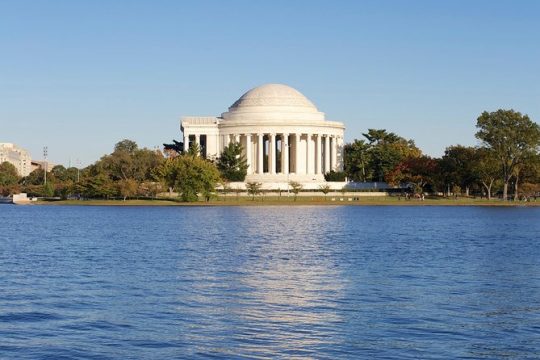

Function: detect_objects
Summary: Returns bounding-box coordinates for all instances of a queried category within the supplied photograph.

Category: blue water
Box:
[1,205,539,359]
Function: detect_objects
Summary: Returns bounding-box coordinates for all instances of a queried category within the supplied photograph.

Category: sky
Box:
[1,0,539,166]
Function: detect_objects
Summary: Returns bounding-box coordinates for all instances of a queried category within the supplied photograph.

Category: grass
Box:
[36,196,540,207]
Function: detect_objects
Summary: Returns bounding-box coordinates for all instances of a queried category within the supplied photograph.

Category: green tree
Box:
[246,182,262,200]
[440,145,478,196]
[475,109,540,200]
[187,143,201,157]
[289,181,303,201]
[344,139,371,181]
[23,168,46,185]
[43,182,55,197]
[99,139,163,182]
[472,148,500,200]
[114,139,138,154]
[361,129,422,182]
[324,170,346,181]
[159,155,220,202]
[217,142,248,181]
[0,162,20,195]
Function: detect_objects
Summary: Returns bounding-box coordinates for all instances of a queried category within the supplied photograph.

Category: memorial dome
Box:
[222,84,324,122]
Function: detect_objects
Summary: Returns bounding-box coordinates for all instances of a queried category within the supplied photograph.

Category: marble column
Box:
[316,134,322,174]
[282,133,289,174]
[183,133,190,152]
[324,135,330,173]
[234,134,240,143]
[306,134,312,175]
[257,134,264,174]
[331,136,338,171]
[195,134,201,156]
[245,134,252,174]
[294,133,301,174]
[270,133,276,174]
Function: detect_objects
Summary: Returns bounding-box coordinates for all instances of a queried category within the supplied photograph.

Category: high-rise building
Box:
[0,143,32,176]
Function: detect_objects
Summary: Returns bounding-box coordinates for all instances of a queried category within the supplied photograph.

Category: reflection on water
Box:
[236,208,345,356]
[1,205,540,359]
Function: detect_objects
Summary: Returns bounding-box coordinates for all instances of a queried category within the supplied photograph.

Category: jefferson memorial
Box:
[181,84,345,185]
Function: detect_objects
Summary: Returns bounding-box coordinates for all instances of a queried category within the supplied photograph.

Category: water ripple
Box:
[1,205,539,358]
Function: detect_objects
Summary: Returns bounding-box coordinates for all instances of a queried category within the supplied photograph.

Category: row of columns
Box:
[224,132,341,175]
[182,131,342,175]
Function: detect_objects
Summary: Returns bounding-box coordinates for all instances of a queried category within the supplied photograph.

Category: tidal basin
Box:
[1,206,539,359]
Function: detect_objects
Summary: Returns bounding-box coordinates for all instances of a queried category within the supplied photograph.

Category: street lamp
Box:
[43,146,48,185]
[284,141,291,197]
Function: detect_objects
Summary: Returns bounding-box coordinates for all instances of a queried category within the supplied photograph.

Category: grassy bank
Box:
[36,196,540,207]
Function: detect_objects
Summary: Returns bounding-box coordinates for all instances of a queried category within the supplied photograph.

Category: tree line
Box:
[344,109,539,200]
[0,109,538,201]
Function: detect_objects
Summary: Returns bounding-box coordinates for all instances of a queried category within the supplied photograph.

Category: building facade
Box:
[0,143,32,176]
[181,84,345,184]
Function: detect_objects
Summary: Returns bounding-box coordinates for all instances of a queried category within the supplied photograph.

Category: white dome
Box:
[221,84,325,123]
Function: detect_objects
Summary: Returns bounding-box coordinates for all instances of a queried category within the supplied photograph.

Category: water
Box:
[1,205,539,359]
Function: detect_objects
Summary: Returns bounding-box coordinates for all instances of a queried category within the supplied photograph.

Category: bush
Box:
[324,171,346,182]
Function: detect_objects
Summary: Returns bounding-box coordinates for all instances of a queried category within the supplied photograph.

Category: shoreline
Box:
[31,198,540,207]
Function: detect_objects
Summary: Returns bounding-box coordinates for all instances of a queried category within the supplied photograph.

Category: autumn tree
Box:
[362,129,421,182]
[386,156,438,194]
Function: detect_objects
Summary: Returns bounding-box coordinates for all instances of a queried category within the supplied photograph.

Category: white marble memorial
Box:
[181,84,345,184]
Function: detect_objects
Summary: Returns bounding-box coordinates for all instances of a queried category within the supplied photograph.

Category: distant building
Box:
[0,143,32,176]
[30,160,55,173]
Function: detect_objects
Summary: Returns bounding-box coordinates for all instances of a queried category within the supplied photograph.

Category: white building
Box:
[181,84,345,185]
[0,143,32,176]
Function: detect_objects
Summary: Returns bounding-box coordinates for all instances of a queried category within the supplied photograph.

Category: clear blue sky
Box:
[1,0,539,166]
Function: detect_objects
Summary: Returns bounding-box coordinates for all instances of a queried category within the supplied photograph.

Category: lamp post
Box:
[284,142,291,197]
[43,146,48,185]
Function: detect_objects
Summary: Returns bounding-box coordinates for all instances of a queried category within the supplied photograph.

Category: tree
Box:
[0,162,20,196]
[114,139,138,154]
[187,142,201,157]
[159,155,221,202]
[475,109,540,200]
[319,184,331,200]
[344,139,371,181]
[217,142,248,181]
[289,181,303,201]
[98,140,164,190]
[163,139,184,157]
[472,148,500,200]
[324,170,346,181]
[440,145,478,196]
[386,156,438,194]
[246,182,262,200]
[23,168,46,185]
[358,129,422,182]
[117,179,138,201]
[220,181,231,201]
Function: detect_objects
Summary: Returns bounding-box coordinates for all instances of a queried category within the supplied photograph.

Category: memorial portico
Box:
[181,84,345,184]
